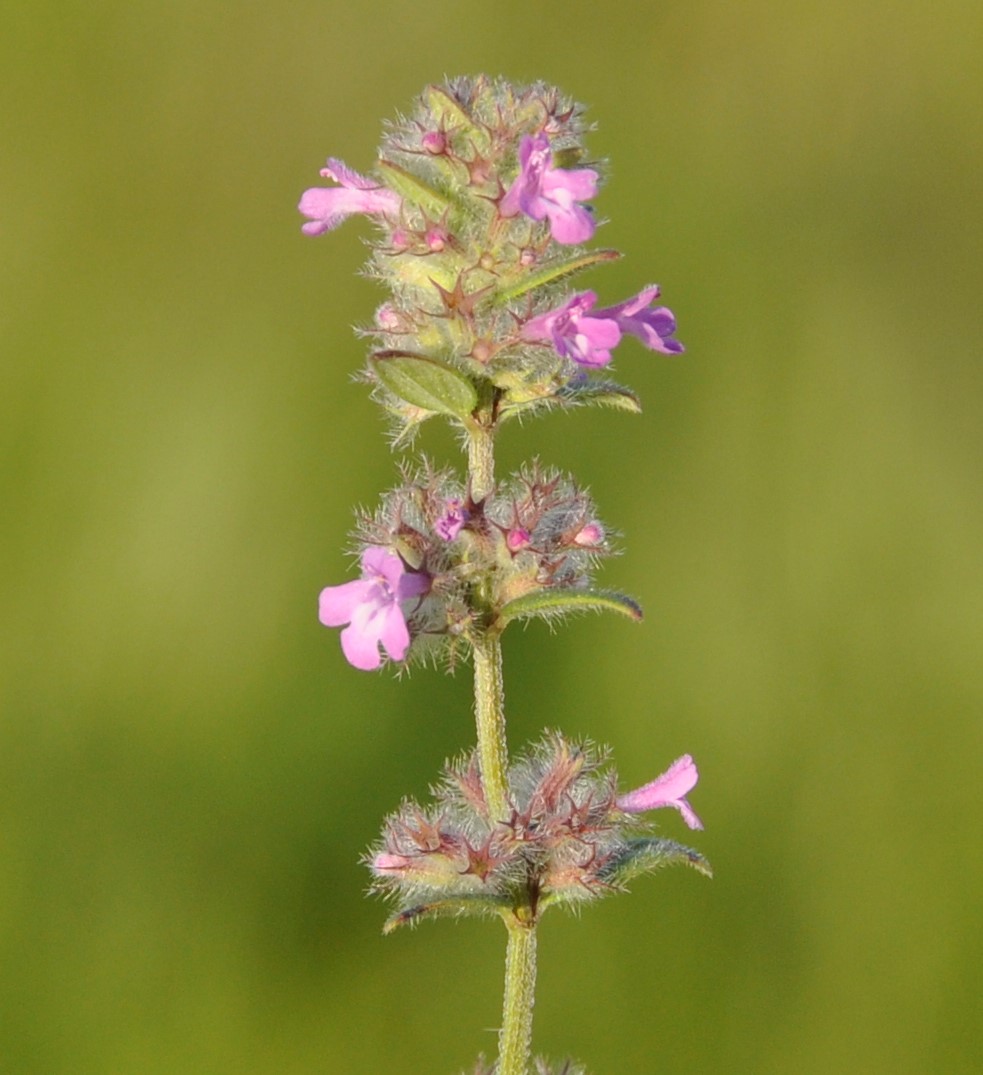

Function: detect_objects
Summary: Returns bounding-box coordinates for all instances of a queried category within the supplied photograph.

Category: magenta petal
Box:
[363,546,402,584]
[397,570,430,600]
[297,187,359,233]
[545,203,595,245]
[339,621,384,670]
[543,166,598,201]
[501,134,598,244]
[635,308,683,354]
[520,310,557,342]
[558,314,621,367]
[594,287,684,355]
[322,158,374,188]
[651,754,699,800]
[578,316,621,349]
[377,600,411,661]
[676,800,704,831]
[617,755,704,830]
[342,594,391,669]
[599,285,661,319]
[318,578,374,626]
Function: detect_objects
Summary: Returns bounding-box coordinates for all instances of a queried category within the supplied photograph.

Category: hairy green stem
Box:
[498,920,538,1075]
[466,419,537,1073]
[467,420,495,502]
[467,418,508,821]
[472,632,510,824]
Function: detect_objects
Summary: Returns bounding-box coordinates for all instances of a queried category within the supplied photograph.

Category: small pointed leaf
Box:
[557,379,642,414]
[495,249,620,305]
[377,160,458,220]
[372,351,478,418]
[383,893,512,934]
[498,378,642,422]
[498,588,642,627]
[598,837,713,888]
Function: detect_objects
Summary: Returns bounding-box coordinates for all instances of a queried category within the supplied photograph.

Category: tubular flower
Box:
[299,159,401,236]
[595,285,684,355]
[500,134,598,245]
[520,291,622,368]
[617,754,704,830]
[318,546,429,670]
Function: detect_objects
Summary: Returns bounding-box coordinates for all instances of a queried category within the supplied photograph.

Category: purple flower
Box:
[617,754,704,830]
[595,285,684,355]
[501,134,598,245]
[299,159,401,236]
[520,291,622,368]
[435,498,468,542]
[318,546,429,671]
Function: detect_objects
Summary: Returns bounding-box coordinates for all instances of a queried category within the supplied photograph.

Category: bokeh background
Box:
[3,2,981,1072]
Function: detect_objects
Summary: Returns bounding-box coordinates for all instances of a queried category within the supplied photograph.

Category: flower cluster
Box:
[304,77,686,668]
[369,735,709,931]
[298,76,683,448]
[318,465,620,670]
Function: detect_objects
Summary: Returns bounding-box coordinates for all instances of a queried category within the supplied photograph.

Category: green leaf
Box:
[383,893,512,934]
[498,588,643,627]
[556,379,642,414]
[498,378,642,422]
[495,249,621,305]
[597,837,713,888]
[372,352,478,419]
[377,160,457,220]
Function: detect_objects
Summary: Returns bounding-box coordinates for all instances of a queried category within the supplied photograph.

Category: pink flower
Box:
[435,498,468,542]
[594,285,684,355]
[521,291,622,368]
[617,755,704,830]
[501,134,598,245]
[299,159,401,236]
[318,547,429,671]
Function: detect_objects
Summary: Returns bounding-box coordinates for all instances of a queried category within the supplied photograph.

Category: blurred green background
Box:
[3,1,981,1072]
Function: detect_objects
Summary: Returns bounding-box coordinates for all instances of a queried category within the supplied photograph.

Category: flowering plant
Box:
[299,76,709,1075]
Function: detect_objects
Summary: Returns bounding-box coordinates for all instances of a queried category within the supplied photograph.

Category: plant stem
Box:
[466,417,537,1075]
[472,631,510,824]
[498,919,538,1075]
[467,420,495,502]
[467,417,508,821]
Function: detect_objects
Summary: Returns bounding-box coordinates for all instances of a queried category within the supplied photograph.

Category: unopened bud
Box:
[426,225,448,252]
[375,304,401,331]
[421,130,447,155]
[573,522,604,547]
[507,527,532,553]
